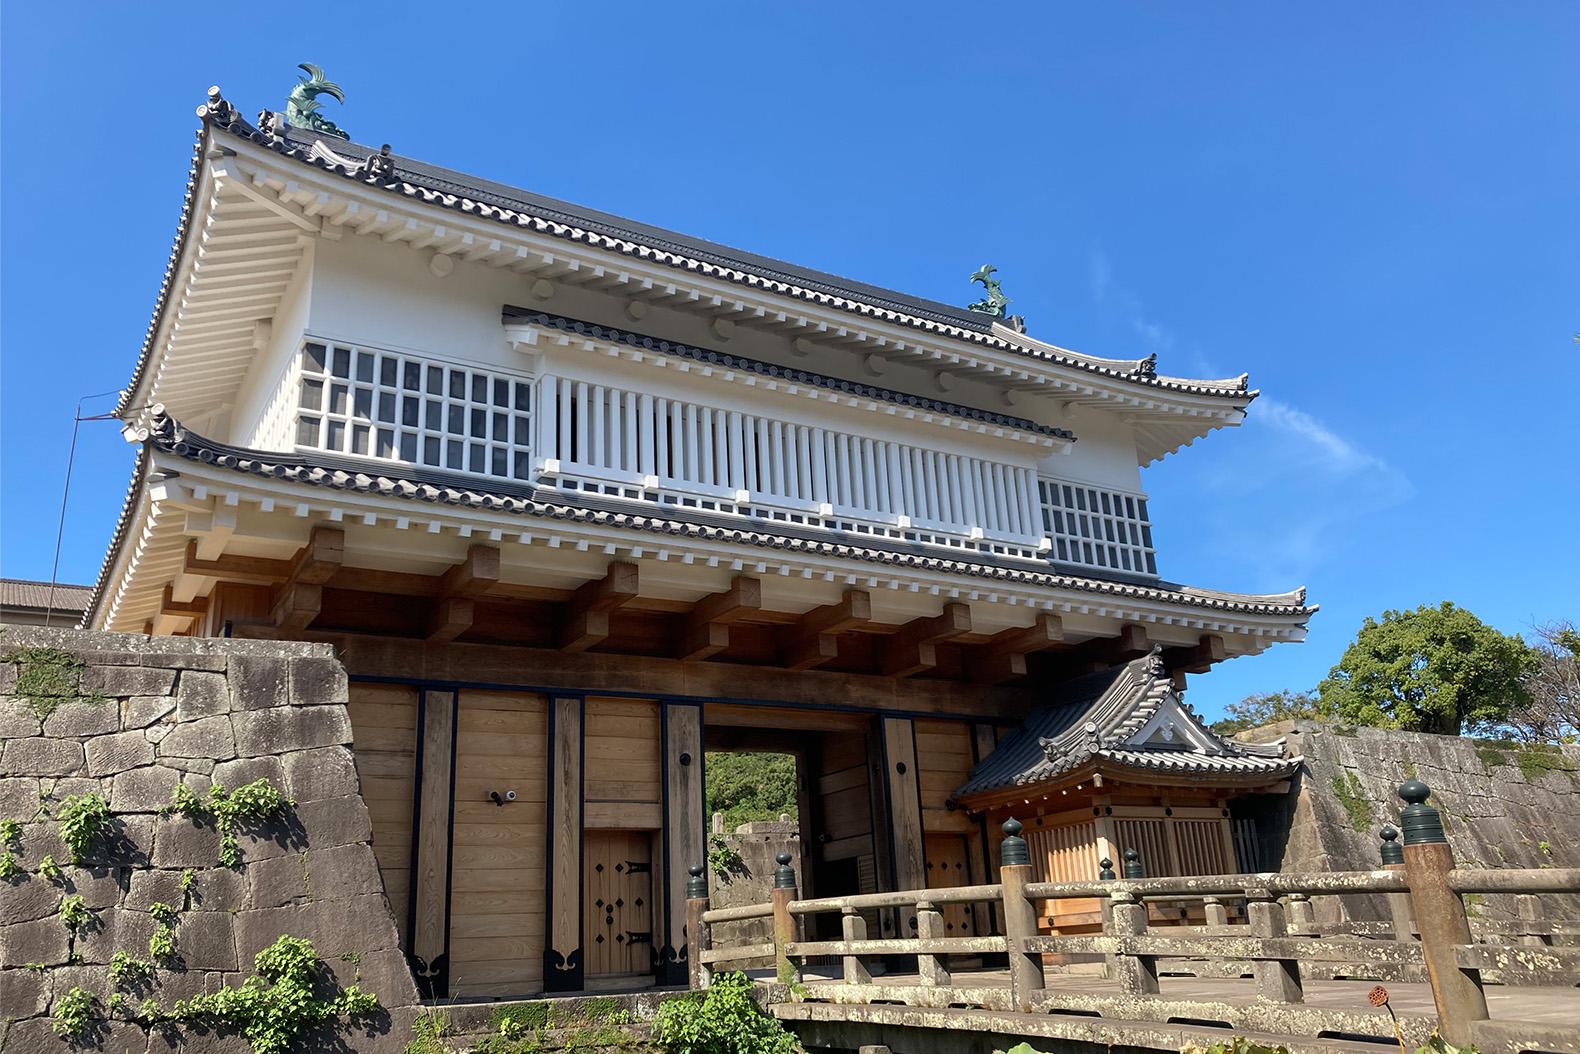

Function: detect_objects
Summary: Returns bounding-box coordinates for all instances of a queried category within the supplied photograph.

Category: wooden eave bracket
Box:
[879,602,972,678]
[778,589,871,671]
[268,526,344,632]
[426,544,502,643]
[677,575,761,661]
[558,561,639,652]
[966,612,1065,684]
[1162,633,1227,674]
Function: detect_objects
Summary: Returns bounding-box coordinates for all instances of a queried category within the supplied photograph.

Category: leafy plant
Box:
[149,900,179,925]
[171,934,379,1054]
[0,850,19,880]
[163,779,295,867]
[0,817,23,880]
[51,985,99,1040]
[181,866,198,902]
[653,971,799,1054]
[1182,1040,1292,1054]
[58,892,93,935]
[38,853,64,883]
[1331,770,1374,829]
[404,1007,451,1054]
[708,834,744,877]
[110,950,156,988]
[56,791,112,863]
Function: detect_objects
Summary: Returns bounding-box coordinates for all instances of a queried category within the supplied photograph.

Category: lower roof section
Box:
[86,418,1312,685]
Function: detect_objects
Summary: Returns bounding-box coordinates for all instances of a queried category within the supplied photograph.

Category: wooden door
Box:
[583,830,653,978]
[923,833,980,937]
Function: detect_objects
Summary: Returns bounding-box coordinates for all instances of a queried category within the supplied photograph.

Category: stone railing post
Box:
[685,864,711,991]
[998,819,1045,1011]
[1379,824,1415,941]
[1515,893,1548,947]
[1203,895,1229,929]
[1245,888,1303,1003]
[1284,893,1316,936]
[1399,780,1487,1046]
[840,906,871,984]
[1108,889,1159,995]
[915,899,950,987]
[771,850,801,986]
[1098,858,1120,978]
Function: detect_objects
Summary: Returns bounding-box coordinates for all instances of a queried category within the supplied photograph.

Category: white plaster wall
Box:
[229,249,314,450]
[229,230,1145,495]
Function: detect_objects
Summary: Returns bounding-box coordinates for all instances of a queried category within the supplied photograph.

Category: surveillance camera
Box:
[504,789,517,802]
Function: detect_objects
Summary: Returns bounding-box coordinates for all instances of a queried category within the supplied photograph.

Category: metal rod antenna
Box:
[45,389,123,623]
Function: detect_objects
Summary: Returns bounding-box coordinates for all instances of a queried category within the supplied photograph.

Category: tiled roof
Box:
[123,90,1256,418]
[504,308,1076,441]
[125,417,1311,615]
[0,579,93,613]
[954,651,1299,802]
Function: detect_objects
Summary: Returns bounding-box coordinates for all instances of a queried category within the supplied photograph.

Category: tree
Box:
[1504,621,1580,743]
[1316,601,1539,735]
[705,751,799,831]
[1210,690,1322,736]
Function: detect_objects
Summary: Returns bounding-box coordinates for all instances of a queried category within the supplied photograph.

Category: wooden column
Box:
[545,696,584,992]
[660,702,705,985]
[411,689,457,998]
[876,717,926,938]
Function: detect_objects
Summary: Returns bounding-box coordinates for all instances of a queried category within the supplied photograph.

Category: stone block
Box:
[233,705,352,756]
[0,776,40,816]
[0,964,49,1017]
[175,909,238,971]
[229,655,288,711]
[1,874,63,924]
[289,656,349,706]
[110,764,182,813]
[213,755,286,791]
[86,730,156,776]
[248,850,313,909]
[42,700,120,737]
[125,868,186,912]
[152,818,222,869]
[234,893,400,967]
[327,946,419,1006]
[157,714,236,762]
[2,1020,63,1053]
[0,916,69,967]
[293,795,373,850]
[164,756,217,776]
[1,737,84,776]
[176,669,231,720]
[81,665,177,698]
[0,703,41,739]
[282,746,360,803]
[123,693,176,728]
[0,664,14,692]
[306,842,383,902]
[63,866,125,911]
[188,867,246,913]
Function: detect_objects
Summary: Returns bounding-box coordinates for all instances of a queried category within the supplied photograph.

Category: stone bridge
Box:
[689,784,1580,1054]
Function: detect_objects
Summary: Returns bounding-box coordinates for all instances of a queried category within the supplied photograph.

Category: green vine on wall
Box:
[162,779,295,867]
[1330,770,1375,830]
[56,791,112,863]
[4,645,105,719]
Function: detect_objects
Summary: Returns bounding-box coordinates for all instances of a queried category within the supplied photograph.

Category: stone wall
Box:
[706,818,801,949]
[0,625,418,1052]
[1248,719,1580,924]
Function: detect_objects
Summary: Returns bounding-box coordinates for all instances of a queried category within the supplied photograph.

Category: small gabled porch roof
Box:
[954,650,1300,808]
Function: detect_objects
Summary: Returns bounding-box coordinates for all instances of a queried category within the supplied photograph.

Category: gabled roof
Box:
[954,649,1300,804]
[0,579,93,615]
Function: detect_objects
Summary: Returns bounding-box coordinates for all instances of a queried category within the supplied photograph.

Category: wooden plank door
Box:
[583,830,653,978]
[923,833,979,937]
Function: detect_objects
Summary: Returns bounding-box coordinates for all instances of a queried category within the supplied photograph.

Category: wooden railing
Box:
[685,784,1580,1054]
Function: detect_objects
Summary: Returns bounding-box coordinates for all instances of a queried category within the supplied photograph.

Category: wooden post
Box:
[545,696,585,992]
[915,900,951,987]
[685,865,710,991]
[771,851,801,986]
[1379,825,1415,941]
[1399,780,1487,1047]
[411,689,457,998]
[1245,889,1303,1003]
[998,819,1044,1011]
[662,703,705,985]
[841,907,872,984]
[1108,890,1159,995]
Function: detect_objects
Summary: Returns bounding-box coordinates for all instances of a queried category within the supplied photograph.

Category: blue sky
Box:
[3,4,1575,718]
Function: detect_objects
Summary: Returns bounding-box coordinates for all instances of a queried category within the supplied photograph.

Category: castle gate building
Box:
[86,87,1313,998]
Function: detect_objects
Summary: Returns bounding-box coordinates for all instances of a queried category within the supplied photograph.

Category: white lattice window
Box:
[1039,478,1157,576]
[294,341,533,482]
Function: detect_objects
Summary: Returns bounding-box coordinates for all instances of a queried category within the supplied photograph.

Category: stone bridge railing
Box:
[685,782,1580,1054]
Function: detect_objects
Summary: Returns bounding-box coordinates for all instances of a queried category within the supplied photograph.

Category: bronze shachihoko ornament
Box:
[285,63,349,140]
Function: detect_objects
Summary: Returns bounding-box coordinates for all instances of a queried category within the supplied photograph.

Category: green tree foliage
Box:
[705,752,798,831]
[1316,602,1539,735]
[1505,620,1579,743]
[1210,690,1322,736]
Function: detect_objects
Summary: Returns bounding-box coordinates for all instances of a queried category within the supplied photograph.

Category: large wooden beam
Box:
[677,575,761,661]
[270,583,322,632]
[159,585,208,621]
[878,603,972,678]
[967,613,1065,684]
[182,541,292,586]
[1163,633,1226,674]
[268,526,344,633]
[778,589,871,671]
[425,545,501,643]
[558,561,639,652]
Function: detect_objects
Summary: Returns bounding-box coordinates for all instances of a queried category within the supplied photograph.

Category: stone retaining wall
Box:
[0,625,418,1052]
[1247,719,1580,924]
